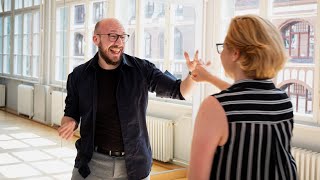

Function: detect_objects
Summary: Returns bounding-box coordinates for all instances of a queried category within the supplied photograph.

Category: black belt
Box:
[94,146,125,157]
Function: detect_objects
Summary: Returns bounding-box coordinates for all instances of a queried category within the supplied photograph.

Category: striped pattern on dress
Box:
[210,79,297,180]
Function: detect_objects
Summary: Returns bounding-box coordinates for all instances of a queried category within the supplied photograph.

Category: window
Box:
[116,0,200,102]
[54,1,108,84]
[282,21,314,63]
[144,32,151,58]
[159,32,164,59]
[92,2,104,24]
[15,0,23,9]
[231,0,319,123]
[3,16,10,74]
[4,0,11,12]
[14,14,23,75]
[118,0,136,55]
[174,28,183,59]
[74,5,85,25]
[55,7,68,81]
[0,0,41,79]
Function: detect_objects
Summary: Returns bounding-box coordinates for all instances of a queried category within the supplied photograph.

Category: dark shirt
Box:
[64,53,184,180]
[95,65,124,151]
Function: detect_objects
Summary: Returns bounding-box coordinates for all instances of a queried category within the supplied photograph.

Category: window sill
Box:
[292,123,320,152]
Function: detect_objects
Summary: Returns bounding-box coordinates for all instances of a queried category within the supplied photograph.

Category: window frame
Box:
[0,0,41,82]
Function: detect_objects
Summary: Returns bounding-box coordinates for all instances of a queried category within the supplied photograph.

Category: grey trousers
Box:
[71,152,150,180]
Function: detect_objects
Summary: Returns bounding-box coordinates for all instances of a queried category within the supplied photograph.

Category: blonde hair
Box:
[224,14,287,79]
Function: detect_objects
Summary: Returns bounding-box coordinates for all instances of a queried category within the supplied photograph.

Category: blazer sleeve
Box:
[145,61,185,100]
[64,72,81,123]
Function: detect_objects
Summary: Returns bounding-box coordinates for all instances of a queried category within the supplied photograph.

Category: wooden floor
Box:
[0,110,187,179]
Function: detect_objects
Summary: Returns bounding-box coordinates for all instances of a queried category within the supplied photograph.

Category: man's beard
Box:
[98,43,121,66]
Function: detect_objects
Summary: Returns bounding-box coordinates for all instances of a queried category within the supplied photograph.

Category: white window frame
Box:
[0,0,41,82]
[51,0,109,87]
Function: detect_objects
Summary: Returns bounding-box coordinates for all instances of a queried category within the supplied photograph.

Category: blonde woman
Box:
[188,14,297,180]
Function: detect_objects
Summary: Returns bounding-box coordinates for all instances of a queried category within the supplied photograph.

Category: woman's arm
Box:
[188,96,229,180]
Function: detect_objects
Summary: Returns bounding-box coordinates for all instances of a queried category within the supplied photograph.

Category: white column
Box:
[259,0,272,19]
[315,0,320,124]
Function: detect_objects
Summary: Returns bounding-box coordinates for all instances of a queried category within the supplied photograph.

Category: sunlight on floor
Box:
[0,112,77,179]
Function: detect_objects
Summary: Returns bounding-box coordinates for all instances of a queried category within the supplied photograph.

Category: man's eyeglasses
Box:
[216,43,224,54]
[96,33,130,43]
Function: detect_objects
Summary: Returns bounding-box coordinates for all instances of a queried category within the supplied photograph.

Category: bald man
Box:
[58,18,199,180]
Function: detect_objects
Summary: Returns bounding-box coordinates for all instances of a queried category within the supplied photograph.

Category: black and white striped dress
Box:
[210,79,297,180]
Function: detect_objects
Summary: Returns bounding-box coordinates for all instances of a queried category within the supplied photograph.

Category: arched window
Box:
[159,32,164,59]
[174,28,183,59]
[144,32,151,58]
[281,21,314,63]
[281,82,313,114]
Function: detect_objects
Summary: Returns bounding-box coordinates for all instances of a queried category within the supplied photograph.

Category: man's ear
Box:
[93,35,99,46]
[232,49,240,62]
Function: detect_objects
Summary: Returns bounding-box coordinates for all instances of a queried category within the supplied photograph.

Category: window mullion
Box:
[163,1,172,71]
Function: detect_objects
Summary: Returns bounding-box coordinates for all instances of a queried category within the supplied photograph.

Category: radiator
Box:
[0,84,5,107]
[17,84,34,118]
[292,147,320,180]
[146,116,173,162]
[33,85,51,124]
[51,91,67,126]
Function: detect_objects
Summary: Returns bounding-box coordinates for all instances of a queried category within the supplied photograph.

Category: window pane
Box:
[57,7,68,31]
[3,36,10,54]
[24,0,32,8]
[32,56,39,78]
[4,0,11,11]
[92,1,105,24]
[3,54,10,74]
[33,12,40,33]
[235,0,260,15]
[55,6,68,82]
[117,0,136,55]
[15,0,23,9]
[73,4,85,26]
[33,34,39,55]
[14,14,22,34]
[23,35,31,55]
[0,17,2,54]
[55,57,67,81]
[14,28,22,75]
[0,55,3,73]
[24,13,32,34]
[23,56,31,76]
[72,32,85,56]
[56,32,67,56]
[13,55,22,75]
[172,4,196,79]
[118,0,136,25]
[34,0,41,6]
[272,0,317,119]
[4,16,10,35]
[142,1,166,70]
[0,2,2,13]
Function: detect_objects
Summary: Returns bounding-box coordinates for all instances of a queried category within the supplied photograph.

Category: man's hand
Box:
[58,116,77,140]
[184,50,200,72]
[184,50,211,72]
